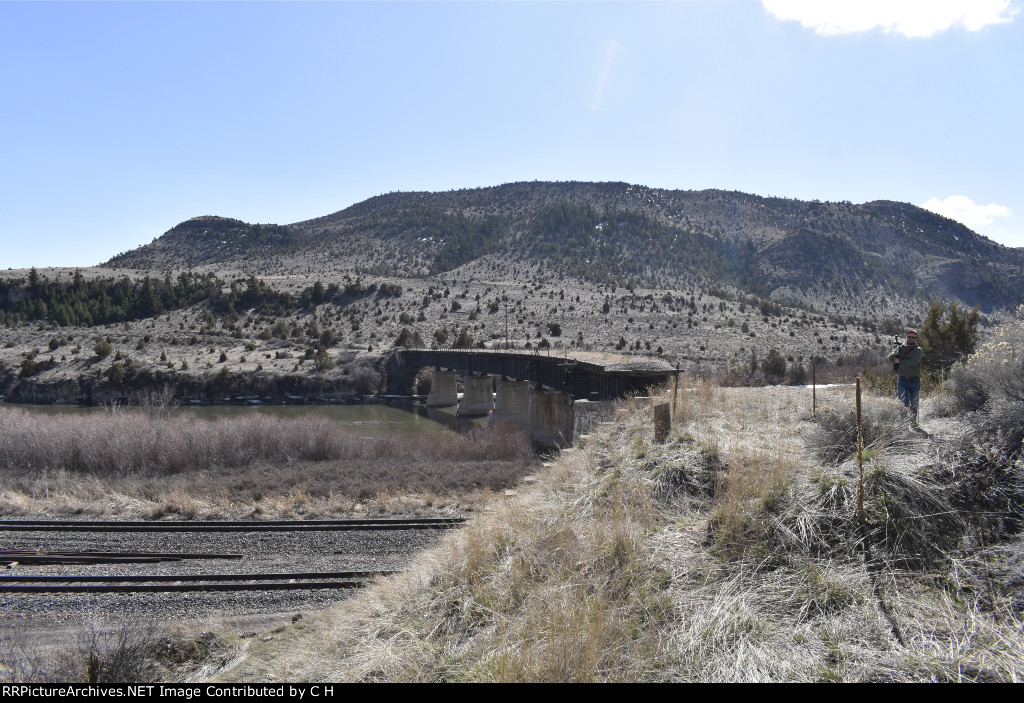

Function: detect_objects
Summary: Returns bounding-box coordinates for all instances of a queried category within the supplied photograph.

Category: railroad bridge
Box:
[393,349,674,446]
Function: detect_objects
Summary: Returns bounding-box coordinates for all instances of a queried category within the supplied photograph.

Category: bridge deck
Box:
[396,349,673,400]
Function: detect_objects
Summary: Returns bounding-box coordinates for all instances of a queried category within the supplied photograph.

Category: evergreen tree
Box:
[762,348,787,380]
[920,300,980,378]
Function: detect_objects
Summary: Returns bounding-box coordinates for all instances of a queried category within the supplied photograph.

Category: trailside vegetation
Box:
[920,299,981,378]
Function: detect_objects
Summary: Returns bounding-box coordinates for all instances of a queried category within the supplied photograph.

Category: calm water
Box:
[3,402,489,437]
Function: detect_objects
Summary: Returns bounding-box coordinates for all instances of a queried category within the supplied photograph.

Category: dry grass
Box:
[0,407,533,474]
[208,380,1023,682]
[1,616,163,683]
[0,409,536,518]
[8,360,1015,681]
[215,403,673,682]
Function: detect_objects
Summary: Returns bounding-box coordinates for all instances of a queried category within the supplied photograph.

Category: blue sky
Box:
[2,1,1021,269]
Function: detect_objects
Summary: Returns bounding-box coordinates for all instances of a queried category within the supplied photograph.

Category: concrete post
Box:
[458,374,494,416]
[426,369,458,407]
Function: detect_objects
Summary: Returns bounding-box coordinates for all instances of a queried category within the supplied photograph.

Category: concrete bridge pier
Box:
[458,374,494,416]
[528,389,575,448]
[491,380,530,427]
[426,369,458,407]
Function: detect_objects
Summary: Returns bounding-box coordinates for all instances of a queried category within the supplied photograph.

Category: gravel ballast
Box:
[0,523,451,628]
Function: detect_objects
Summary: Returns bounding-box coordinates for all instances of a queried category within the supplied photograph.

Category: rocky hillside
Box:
[105,182,1024,313]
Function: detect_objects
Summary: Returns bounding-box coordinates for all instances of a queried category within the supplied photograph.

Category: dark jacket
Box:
[892,344,924,379]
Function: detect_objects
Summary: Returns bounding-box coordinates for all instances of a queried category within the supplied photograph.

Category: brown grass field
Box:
[0,409,536,519]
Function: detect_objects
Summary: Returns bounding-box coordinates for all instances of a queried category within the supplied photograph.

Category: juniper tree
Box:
[920,300,980,378]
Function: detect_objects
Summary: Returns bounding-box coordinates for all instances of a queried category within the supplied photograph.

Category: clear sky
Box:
[2,1,1022,269]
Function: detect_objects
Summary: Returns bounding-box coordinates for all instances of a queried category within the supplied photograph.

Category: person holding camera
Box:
[890,329,924,425]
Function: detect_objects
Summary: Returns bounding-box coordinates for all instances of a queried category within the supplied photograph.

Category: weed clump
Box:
[1,617,161,683]
[861,463,963,567]
[810,397,907,465]
[651,442,722,504]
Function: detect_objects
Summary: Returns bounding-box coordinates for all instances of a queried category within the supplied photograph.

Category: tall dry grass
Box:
[0,407,533,475]
[0,408,536,518]
[215,402,672,682]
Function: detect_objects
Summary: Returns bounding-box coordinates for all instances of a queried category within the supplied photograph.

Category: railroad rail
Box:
[0,570,395,594]
[1,549,242,565]
[0,517,462,595]
[0,517,467,532]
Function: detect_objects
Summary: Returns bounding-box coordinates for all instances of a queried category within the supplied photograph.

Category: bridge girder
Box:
[396,350,671,401]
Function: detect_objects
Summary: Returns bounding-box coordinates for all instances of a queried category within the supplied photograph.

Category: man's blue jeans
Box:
[897,376,920,420]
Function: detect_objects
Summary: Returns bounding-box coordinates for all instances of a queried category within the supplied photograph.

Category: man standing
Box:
[890,329,924,425]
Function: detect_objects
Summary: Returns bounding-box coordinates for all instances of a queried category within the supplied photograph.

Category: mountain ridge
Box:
[104,181,1024,312]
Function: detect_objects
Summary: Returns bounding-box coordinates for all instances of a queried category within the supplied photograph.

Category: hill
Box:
[105,182,1024,313]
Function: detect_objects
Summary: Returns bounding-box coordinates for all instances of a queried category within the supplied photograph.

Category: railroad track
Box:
[0,517,467,532]
[0,570,396,594]
[0,517,464,597]
[1,549,242,565]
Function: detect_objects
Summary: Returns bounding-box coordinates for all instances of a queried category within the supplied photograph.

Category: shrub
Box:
[860,365,895,395]
[451,326,474,348]
[943,307,1024,530]
[947,305,1024,413]
[920,300,980,378]
[94,339,112,359]
[313,348,334,372]
[1,617,161,683]
[353,368,381,395]
[394,327,425,348]
[787,361,807,386]
[762,348,786,381]
[107,362,126,387]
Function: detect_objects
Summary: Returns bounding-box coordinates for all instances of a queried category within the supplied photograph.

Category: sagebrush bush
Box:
[947,305,1024,415]
[942,308,1024,537]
